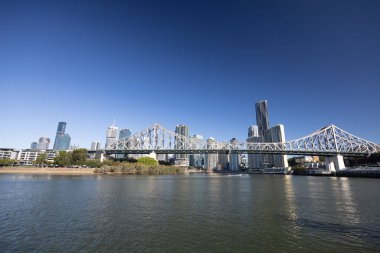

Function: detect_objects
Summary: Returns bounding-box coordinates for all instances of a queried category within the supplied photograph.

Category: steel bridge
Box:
[106,123,380,157]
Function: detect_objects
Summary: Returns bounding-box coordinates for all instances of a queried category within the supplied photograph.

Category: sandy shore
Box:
[0,166,95,175]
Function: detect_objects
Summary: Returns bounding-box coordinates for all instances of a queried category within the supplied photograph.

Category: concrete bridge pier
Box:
[326,155,346,172]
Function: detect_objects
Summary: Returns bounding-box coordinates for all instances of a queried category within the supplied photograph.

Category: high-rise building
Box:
[247,125,261,169]
[175,125,189,162]
[255,100,269,136]
[248,125,259,137]
[37,137,50,150]
[30,142,38,150]
[105,122,118,149]
[229,138,240,171]
[265,124,288,168]
[91,141,101,150]
[54,134,71,151]
[189,134,204,167]
[205,137,218,171]
[53,122,71,151]
[119,129,131,139]
[248,100,288,169]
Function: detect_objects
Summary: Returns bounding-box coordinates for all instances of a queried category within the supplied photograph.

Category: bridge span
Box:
[105,124,380,157]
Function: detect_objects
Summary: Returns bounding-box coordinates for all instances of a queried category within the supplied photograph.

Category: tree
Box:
[137,157,158,166]
[71,149,88,165]
[0,159,16,167]
[54,151,71,167]
[35,153,47,165]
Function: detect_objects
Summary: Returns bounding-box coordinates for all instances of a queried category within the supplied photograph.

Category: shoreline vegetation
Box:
[0,156,187,175]
[95,163,185,175]
[0,152,186,176]
[0,164,186,175]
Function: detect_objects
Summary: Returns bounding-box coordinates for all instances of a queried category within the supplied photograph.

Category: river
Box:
[0,174,379,252]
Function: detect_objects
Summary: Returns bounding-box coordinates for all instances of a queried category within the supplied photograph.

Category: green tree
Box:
[54,151,72,167]
[137,157,158,166]
[71,149,88,165]
[0,159,16,167]
[35,153,47,165]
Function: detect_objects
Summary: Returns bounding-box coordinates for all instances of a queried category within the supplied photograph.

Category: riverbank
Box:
[0,166,95,175]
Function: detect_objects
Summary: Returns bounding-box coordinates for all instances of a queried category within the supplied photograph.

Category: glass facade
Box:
[119,129,131,139]
[255,100,269,136]
[53,122,71,150]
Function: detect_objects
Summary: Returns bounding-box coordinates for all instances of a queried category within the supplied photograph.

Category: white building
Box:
[0,148,19,160]
[205,137,218,171]
[105,122,118,149]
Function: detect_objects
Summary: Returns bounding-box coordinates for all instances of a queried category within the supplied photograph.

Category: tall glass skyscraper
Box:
[30,142,38,150]
[255,100,269,136]
[248,100,288,169]
[53,122,71,150]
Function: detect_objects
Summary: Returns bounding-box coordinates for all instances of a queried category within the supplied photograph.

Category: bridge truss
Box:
[107,123,380,157]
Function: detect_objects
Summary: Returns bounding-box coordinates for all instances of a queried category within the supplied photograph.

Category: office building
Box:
[229,138,240,171]
[175,125,189,163]
[119,128,131,139]
[248,100,288,169]
[256,100,269,136]
[247,125,261,169]
[30,142,38,150]
[91,141,101,150]
[189,134,204,167]
[37,137,50,150]
[205,137,218,171]
[105,122,118,149]
[54,134,71,151]
[53,122,71,151]
[265,124,288,168]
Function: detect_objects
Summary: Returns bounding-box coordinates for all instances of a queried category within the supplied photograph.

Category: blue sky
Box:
[0,0,379,149]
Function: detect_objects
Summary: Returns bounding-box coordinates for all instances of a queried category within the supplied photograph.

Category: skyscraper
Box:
[30,142,38,150]
[205,137,218,171]
[119,128,131,139]
[175,125,189,162]
[255,100,269,136]
[53,122,71,150]
[265,124,288,168]
[189,134,204,167]
[248,100,288,169]
[37,137,50,150]
[105,122,118,149]
[247,125,261,169]
[54,134,71,150]
[91,141,101,150]
[229,138,240,171]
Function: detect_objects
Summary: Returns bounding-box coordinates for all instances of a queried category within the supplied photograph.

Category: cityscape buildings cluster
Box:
[1,100,288,171]
[28,122,71,151]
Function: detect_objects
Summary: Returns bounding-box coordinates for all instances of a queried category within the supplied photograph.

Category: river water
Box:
[0,174,379,252]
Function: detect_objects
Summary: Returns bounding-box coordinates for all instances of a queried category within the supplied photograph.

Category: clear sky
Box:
[1,0,379,149]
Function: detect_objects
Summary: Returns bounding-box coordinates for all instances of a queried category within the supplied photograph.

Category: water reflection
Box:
[283,176,301,237]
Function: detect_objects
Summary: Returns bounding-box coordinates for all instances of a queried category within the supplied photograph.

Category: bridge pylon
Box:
[326,155,346,172]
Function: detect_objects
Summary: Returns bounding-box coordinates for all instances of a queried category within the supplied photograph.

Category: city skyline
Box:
[1,0,380,148]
